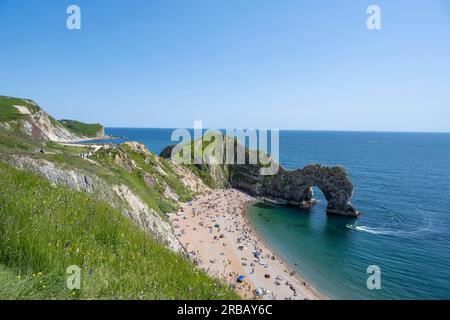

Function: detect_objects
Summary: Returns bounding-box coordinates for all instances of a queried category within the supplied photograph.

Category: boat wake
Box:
[346,225,431,237]
[347,225,398,235]
[345,209,437,238]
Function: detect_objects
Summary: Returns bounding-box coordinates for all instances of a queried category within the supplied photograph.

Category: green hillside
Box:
[0,96,40,122]
[0,96,239,300]
[0,162,238,300]
[0,96,104,139]
[59,119,104,138]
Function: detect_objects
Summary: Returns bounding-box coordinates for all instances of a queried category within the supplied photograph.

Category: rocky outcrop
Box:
[59,119,106,139]
[13,156,101,194]
[1,97,196,254]
[230,164,359,216]
[11,155,184,252]
[124,141,151,155]
[113,184,182,252]
[0,96,107,142]
[20,109,79,142]
[0,98,80,142]
[114,152,136,172]
[161,139,360,217]
[97,126,106,138]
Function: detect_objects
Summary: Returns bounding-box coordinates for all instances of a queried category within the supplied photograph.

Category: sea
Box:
[92,128,450,300]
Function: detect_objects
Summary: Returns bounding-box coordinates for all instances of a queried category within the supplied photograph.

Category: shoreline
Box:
[68,135,118,143]
[242,201,326,300]
[168,188,325,300]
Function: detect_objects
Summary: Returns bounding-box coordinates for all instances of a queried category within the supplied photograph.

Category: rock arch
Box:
[258,164,359,216]
[228,163,360,217]
[160,142,360,217]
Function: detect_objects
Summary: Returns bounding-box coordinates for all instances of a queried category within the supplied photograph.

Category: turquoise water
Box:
[103,128,450,299]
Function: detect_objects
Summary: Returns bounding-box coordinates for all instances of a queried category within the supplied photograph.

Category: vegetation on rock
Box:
[59,119,105,138]
[0,163,238,299]
[0,96,239,300]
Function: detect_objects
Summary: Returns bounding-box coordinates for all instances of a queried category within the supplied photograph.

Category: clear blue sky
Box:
[1,0,449,132]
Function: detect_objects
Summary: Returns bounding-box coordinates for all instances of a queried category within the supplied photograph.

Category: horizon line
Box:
[103,126,450,134]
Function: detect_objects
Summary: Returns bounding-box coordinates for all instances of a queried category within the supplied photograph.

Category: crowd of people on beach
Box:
[169,189,317,300]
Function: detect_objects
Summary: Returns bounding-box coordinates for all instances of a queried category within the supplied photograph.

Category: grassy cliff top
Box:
[0,96,41,122]
[59,119,104,138]
[0,163,238,299]
[0,95,240,299]
[0,95,104,139]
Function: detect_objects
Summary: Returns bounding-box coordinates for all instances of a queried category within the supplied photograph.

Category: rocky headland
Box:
[160,138,360,217]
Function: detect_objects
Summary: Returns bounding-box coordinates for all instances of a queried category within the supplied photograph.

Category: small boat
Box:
[346,224,359,230]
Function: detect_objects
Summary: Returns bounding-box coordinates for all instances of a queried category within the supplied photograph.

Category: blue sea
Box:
[100,128,450,300]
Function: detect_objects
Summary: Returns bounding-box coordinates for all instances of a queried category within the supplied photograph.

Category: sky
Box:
[1,0,450,132]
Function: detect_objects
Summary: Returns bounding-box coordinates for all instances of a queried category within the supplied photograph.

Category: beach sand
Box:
[168,188,324,300]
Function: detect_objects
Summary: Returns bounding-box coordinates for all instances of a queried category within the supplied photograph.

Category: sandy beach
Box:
[168,188,324,300]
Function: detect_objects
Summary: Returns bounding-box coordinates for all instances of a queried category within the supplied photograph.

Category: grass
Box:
[0,163,239,300]
[90,144,195,218]
[0,101,241,299]
[60,119,103,138]
[0,95,242,299]
[0,129,37,153]
[1,95,102,138]
[0,96,24,122]
[121,143,195,202]
[0,128,192,220]
[0,95,60,128]
[167,139,224,188]
[0,264,60,299]
[45,142,92,156]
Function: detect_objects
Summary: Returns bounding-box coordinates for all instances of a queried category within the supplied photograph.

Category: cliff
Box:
[59,119,106,139]
[160,136,360,217]
[0,96,208,252]
[0,97,239,299]
[0,96,105,141]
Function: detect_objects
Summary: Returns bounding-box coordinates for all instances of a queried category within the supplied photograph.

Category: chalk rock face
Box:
[21,109,79,142]
[97,126,106,138]
[12,155,184,253]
